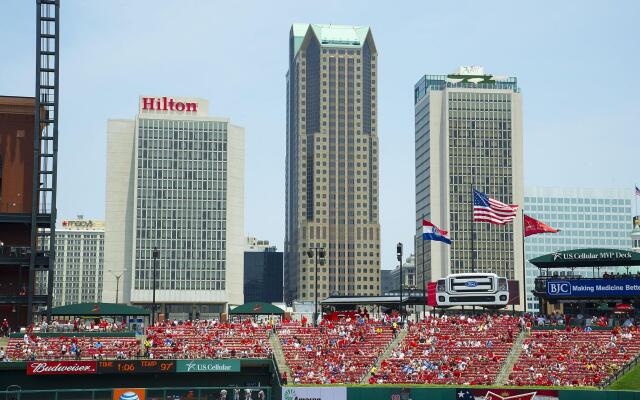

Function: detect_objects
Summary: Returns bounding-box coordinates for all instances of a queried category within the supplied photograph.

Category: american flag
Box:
[456,389,558,400]
[473,189,518,225]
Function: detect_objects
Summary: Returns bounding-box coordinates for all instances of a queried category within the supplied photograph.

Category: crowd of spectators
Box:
[4,334,140,361]
[370,314,518,385]
[508,325,640,386]
[144,319,272,359]
[278,313,395,384]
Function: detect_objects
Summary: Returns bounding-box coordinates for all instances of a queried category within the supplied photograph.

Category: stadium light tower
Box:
[152,247,159,326]
[397,242,403,321]
[307,247,325,326]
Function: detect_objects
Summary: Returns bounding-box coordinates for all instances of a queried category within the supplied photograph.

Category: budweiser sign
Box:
[27,361,97,375]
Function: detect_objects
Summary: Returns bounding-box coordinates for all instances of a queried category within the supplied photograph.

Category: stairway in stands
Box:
[494,330,526,386]
[360,327,408,383]
[269,331,292,377]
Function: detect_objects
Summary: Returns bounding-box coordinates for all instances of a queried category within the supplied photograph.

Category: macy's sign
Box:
[27,361,97,375]
[141,96,198,113]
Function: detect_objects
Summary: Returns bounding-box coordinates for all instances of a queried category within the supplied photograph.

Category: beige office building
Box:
[414,67,525,308]
[285,24,381,302]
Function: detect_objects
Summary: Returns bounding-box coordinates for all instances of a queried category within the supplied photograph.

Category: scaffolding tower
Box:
[28,0,60,324]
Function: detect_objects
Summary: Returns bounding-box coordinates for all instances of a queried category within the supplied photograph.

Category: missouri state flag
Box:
[422,219,451,244]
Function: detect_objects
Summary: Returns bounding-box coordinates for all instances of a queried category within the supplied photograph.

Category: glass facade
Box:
[244,250,284,303]
[134,118,228,292]
[524,187,633,313]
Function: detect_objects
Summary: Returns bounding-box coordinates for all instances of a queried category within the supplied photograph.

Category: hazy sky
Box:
[1,1,638,271]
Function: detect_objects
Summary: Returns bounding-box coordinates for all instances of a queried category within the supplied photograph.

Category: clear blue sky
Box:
[1,1,638,271]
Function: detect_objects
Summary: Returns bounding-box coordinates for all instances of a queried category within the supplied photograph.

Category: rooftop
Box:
[291,23,371,57]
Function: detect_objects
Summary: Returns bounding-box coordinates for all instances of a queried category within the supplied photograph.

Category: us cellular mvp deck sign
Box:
[547,279,640,297]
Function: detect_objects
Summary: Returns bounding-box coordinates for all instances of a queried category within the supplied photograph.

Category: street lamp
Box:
[152,247,159,326]
[108,270,123,304]
[397,243,403,322]
[306,247,326,327]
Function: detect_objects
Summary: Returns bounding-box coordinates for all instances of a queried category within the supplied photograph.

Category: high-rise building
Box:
[285,24,381,302]
[103,96,244,320]
[414,67,524,307]
[49,216,105,307]
[524,187,633,313]
[244,238,283,304]
[0,96,49,328]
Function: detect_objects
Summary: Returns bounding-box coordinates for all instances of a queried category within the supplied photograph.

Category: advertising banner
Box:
[113,388,146,400]
[176,359,241,373]
[546,279,640,297]
[283,387,347,400]
[27,361,97,375]
[456,389,559,400]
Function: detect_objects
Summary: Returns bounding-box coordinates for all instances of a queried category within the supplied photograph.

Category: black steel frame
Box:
[28,0,60,324]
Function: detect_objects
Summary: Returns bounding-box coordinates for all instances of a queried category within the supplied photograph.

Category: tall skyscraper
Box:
[285,24,381,303]
[414,67,524,307]
[103,96,244,320]
[49,217,105,307]
[524,187,633,312]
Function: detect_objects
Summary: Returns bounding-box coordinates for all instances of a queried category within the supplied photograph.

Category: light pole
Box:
[152,247,159,326]
[306,247,326,327]
[397,243,403,322]
[108,270,123,304]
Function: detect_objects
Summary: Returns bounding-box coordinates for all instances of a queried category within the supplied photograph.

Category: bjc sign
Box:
[547,281,572,295]
[141,97,197,113]
[27,361,97,375]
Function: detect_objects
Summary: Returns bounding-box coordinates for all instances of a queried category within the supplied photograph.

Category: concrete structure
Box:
[245,237,275,252]
[414,66,524,308]
[285,24,381,303]
[50,217,104,307]
[389,254,416,293]
[631,216,640,252]
[244,238,283,303]
[0,96,49,327]
[103,96,244,319]
[524,187,633,313]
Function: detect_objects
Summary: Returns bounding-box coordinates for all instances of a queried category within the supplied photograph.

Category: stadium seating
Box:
[145,320,271,359]
[371,314,519,385]
[508,327,640,387]
[278,318,394,384]
[5,335,140,360]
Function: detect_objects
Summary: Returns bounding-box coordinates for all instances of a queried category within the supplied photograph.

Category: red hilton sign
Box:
[27,361,97,375]
[141,96,198,112]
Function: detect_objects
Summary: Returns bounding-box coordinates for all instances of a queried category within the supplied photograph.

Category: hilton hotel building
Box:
[102,97,244,319]
[285,24,381,302]
[414,67,524,307]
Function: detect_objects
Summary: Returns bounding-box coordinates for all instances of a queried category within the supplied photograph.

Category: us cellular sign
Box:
[547,279,640,297]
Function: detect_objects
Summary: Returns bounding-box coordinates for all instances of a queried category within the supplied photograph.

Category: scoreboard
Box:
[97,360,176,374]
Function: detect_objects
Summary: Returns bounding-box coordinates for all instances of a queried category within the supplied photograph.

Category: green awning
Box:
[47,303,150,316]
[229,302,284,315]
[529,249,640,269]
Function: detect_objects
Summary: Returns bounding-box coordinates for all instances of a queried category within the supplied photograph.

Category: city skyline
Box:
[1,1,639,272]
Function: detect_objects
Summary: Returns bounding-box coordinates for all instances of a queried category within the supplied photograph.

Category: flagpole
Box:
[422,213,426,320]
[522,210,527,314]
[471,184,476,273]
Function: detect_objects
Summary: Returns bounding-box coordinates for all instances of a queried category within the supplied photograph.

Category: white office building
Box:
[51,217,105,307]
[524,187,633,313]
[414,67,525,308]
[102,96,244,319]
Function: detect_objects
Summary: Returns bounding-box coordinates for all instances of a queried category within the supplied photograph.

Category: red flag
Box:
[524,215,559,237]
